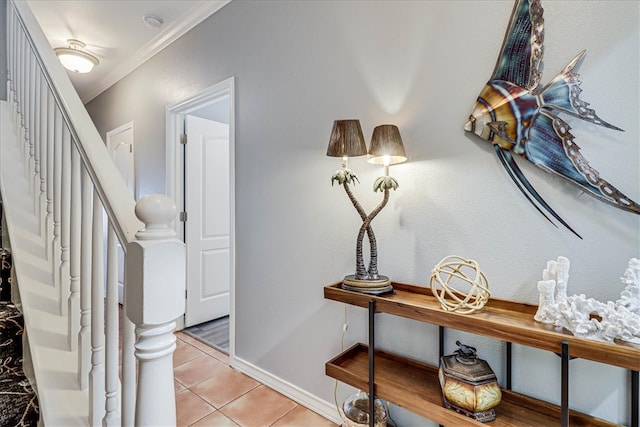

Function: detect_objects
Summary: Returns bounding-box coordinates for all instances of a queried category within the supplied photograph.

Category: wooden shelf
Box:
[324,282,640,371]
[327,343,619,427]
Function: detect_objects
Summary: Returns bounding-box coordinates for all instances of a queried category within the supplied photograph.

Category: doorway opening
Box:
[166,77,235,359]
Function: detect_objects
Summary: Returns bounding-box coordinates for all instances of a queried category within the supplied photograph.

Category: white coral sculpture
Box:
[534,257,640,344]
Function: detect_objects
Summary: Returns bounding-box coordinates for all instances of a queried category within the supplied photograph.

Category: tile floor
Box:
[173,331,339,427]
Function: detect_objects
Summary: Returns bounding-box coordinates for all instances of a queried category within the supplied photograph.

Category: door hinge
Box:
[180,134,187,145]
[179,211,187,222]
[185,289,188,299]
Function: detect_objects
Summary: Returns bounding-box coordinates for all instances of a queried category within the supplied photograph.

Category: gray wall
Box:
[86,1,640,424]
[0,0,7,101]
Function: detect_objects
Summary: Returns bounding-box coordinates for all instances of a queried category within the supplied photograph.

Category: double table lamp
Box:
[327,120,407,295]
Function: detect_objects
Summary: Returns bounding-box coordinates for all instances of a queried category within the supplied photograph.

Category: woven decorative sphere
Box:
[430,256,490,314]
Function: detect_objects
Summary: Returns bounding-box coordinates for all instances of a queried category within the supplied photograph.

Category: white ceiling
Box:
[26,0,230,104]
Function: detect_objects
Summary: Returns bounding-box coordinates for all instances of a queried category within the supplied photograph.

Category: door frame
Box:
[106,121,135,197]
[166,77,235,362]
[106,121,135,305]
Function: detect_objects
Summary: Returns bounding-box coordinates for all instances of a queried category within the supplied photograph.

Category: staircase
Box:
[1,1,186,425]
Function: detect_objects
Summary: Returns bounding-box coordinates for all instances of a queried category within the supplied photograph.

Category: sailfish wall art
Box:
[464,0,640,238]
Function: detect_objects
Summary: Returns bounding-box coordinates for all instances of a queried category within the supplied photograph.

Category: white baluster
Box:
[23,48,31,168]
[27,47,36,180]
[12,9,17,79]
[126,195,185,427]
[78,166,92,389]
[17,30,25,144]
[38,76,48,235]
[10,23,19,120]
[15,28,22,130]
[89,188,105,425]
[6,6,11,98]
[20,30,27,135]
[7,6,15,111]
[12,12,18,106]
[60,124,71,311]
[52,106,62,291]
[45,91,54,261]
[21,29,28,129]
[68,145,81,351]
[103,226,120,426]
[33,69,42,215]
[121,303,136,427]
[21,30,28,132]
[14,22,19,108]
[11,10,19,120]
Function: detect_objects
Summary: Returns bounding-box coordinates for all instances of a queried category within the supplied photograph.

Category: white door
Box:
[106,122,134,304]
[184,114,231,326]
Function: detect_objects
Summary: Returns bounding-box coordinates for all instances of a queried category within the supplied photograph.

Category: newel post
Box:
[126,195,185,426]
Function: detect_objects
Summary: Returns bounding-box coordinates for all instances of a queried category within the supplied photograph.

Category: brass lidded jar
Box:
[438,341,502,422]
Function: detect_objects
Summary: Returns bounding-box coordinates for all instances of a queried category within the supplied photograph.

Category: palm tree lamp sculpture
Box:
[328,121,407,295]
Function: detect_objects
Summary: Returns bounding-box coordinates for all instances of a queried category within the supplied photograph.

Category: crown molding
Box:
[81,0,230,104]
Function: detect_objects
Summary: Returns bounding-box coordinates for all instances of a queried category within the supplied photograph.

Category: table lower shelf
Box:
[326,343,619,427]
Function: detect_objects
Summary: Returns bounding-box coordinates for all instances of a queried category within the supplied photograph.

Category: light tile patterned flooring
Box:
[173,331,338,427]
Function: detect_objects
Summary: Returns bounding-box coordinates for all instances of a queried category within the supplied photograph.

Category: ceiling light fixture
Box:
[143,14,164,29]
[54,39,99,73]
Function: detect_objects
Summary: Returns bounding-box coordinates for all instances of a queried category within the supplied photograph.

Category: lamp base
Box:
[342,275,394,295]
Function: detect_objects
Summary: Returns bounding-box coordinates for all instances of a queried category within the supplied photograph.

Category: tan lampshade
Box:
[367,124,407,165]
[326,120,367,158]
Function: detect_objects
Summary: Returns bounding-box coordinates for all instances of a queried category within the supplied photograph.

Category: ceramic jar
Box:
[438,341,502,422]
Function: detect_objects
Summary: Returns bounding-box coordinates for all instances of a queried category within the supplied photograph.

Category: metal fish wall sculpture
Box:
[464,0,640,238]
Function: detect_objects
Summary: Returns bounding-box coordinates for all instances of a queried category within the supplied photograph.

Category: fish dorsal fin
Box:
[539,51,624,132]
[491,0,544,91]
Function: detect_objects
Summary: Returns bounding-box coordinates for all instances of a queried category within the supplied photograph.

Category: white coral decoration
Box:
[533,257,640,344]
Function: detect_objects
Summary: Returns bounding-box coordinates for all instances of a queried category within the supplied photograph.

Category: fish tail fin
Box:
[494,146,583,239]
[539,51,623,132]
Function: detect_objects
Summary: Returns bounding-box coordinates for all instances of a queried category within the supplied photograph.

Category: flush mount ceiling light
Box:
[143,14,164,29]
[54,39,99,73]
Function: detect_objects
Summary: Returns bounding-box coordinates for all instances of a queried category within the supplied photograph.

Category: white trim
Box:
[80,1,231,103]
[105,120,135,196]
[165,76,236,361]
[105,121,134,140]
[166,76,235,237]
[232,356,343,425]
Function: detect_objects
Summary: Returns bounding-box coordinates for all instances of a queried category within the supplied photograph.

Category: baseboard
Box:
[232,356,342,425]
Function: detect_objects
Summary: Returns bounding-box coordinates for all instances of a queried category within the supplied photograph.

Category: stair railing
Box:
[5,1,186,425]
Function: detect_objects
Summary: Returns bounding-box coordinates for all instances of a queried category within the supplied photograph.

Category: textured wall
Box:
[86,1,639,424]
